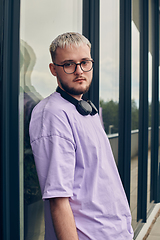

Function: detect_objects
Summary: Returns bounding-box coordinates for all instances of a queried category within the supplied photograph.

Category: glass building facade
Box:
[0,0,160,239]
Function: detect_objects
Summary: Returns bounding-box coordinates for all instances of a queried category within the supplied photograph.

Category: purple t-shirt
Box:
[29,92,134,240]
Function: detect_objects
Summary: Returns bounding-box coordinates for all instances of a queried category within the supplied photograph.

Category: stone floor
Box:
[130,148,160,232]
[145,210,160,240]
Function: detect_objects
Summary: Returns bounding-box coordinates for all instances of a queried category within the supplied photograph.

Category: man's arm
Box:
[49,197,79,240]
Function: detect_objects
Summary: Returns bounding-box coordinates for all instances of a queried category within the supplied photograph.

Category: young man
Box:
[29,32,134,240]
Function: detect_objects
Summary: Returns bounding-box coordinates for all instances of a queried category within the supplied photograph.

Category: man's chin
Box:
[59,80,91,96]
[70,87,89,96]
[63,86,90,96]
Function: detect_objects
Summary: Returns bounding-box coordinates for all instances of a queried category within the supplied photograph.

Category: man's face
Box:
[49,44,93,100]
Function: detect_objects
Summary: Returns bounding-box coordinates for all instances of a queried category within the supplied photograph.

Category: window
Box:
[130,0,140,230]
[147,0,153,213]
[100,0,119,163]
[20,1,82,239]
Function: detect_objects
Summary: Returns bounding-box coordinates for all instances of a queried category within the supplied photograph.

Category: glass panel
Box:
[159,10,160,194]
[100,0,119,164]
[130,0,140,230]
[20,1,82,239]
[147,0,153,213]
[159,64,160,203]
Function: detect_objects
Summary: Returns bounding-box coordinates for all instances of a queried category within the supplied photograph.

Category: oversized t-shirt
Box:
[29,91,134,240]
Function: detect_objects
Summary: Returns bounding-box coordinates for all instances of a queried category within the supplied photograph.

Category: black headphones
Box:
[56,87,98,116]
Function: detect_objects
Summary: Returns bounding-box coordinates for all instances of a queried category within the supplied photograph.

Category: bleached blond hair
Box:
[49,32,91,62]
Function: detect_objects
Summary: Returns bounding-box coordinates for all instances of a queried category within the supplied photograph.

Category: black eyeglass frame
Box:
[53,59,94,74]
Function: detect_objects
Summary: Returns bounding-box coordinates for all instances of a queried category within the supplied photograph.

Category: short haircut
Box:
[49,32,91,62]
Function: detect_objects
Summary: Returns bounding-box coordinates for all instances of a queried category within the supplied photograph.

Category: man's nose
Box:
[74,64,83,74]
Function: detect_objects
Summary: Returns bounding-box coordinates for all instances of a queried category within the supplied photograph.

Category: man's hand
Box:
[49,197,79,240]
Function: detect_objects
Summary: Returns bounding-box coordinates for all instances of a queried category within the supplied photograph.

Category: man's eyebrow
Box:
[61,60,74,64]
[81,58,93,61]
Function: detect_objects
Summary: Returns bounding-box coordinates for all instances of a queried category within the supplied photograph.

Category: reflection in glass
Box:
[20,1,82,239]
[130,0,140,230]
[99,0,119,163]
[147,53,152,213]
[147,0,153,213]
[20,40,44,240]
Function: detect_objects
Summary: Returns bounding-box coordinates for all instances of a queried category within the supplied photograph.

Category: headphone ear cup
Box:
[87,100,98,115]
[76,100,92,116]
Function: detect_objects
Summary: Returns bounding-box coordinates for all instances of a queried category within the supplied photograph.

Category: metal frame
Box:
[82,0,100,110]
[118,0,132,203]
[150,0,159,204]
[1,0,21,239]
[137,0,149,223]
[0,0,3,238]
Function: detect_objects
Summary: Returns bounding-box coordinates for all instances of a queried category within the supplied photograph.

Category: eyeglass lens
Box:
[64,60,93,74]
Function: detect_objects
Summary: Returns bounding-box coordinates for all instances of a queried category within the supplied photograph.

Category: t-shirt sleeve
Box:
[30,107,76,200]
[31,134,76,200]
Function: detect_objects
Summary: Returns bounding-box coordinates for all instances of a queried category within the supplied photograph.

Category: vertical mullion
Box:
[150,0,159,203]
[0,0,4,238]
[2,0,20,239]
[137,0,149,222]
[118,0,132,203]
[2,1,11,239]
[82,0,100,110]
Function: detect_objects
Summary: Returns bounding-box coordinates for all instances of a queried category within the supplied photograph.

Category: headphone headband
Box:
[56,87,98,116]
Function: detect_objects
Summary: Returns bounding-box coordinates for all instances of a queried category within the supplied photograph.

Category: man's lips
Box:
[73,77,86,82]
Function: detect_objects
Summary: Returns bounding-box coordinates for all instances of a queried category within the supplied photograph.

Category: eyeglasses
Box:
[53,59,94,74]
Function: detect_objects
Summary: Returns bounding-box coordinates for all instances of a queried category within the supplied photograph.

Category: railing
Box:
[108,127,159,164]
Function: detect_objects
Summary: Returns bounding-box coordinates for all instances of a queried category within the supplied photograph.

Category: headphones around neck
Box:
[56,87,98,116]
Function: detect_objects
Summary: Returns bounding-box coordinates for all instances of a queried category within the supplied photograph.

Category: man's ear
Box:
[49,63,57,76]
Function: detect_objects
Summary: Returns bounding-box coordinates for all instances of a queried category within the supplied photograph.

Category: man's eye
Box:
[64,62,74,68]
[81,61,88,65]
